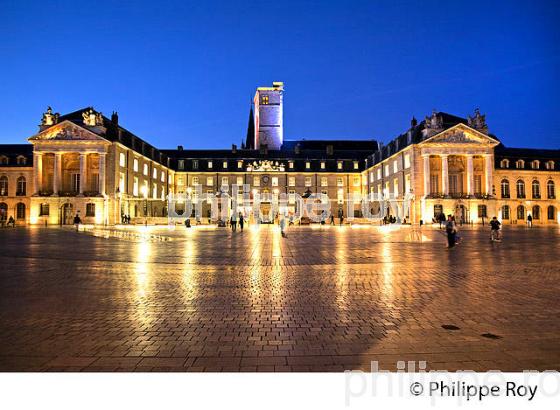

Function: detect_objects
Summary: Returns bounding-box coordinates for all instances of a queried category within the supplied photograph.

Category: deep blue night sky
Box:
[1,0,559,149]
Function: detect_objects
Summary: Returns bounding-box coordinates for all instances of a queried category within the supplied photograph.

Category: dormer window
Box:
[320,162,325,169]
[223,161,228,169]
[0,156,8,165]
[531,160,540,170]
[305,162,311,169]
[337,161,343,170]
[208,161,213,169]
[16,156,27,165]
[546,160,555,170]
[353,161,359,170]
[516,160,525,169]
[500,159,509,169]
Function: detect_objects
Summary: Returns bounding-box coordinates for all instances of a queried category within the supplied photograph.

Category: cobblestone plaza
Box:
[0,225,559,372]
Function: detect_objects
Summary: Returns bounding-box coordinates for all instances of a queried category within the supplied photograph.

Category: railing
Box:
[427,192,492,199]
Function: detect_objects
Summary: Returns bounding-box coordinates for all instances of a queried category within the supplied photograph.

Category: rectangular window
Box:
[288,176,295,187]
[449,174,461,195]
[142,181,148,198]
[377,168,381,179]
[161,171,165,182]
[321,177,328,187]
[305,177,312,187]
[192,160,198,170]
[393,178,399,196]
[337,177,343,187]
[40,203,50,216]
[153,168,157,179]
[393,161,398,173]
[337,162,343,170]
[133,158,139,172]
[474,175,482,195]
[223,161,228,169]
[289,162,294,169]
[321,162,325,169]
[306,162,311,169]
[237,161,243,169]
[119,152,126,167]
[369,172,374,183]
[236,176,243,186]
[71,173,80,192]
[133,177,139,196]
[353,176,360,187]
[208,161,213,169]
[272,177,278,187]
[430,174,439,194]
[221,177,228,187]
[143,163,148,176]
[288,190,296,204]
[478,205,487,218]
[206,177,213,186]
[384,164,390,176]
[405,174,411,194]
[253,176,260,187]
[192,176,199,186]
[353,161,359,170]
[91,173,99,192]
[404,153,411,169]
[119,173,125,194]
[177,160,184,170]
[177,176,184,186]
[152,183,157,199]
[337,188,344,204]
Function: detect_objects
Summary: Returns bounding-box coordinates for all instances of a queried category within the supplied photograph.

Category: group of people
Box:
[120,214,131,224]
[0,215,16,228]
[445,214,503,248]
[229,213,245,232]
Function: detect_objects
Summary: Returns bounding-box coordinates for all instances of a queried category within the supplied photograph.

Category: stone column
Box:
[466,154,474,195]
[53,152,62,196]
[441,154,449,196]
[79,153,87,195]
[484,154,493,195]
[33,152,43,195]
[422,155,430,196]
[98,153,106,196]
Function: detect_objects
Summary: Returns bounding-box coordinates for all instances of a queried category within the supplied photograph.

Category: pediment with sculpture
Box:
[29,120,109,143]
[422,124,499,147]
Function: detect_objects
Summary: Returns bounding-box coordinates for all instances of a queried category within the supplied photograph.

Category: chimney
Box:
[410,116,417,128]
[259,144,268,155]
[294,143,301,155]
[177,145,184,151]
[326,144,334,155]
[232,144,237,153]
[111,111,119,125]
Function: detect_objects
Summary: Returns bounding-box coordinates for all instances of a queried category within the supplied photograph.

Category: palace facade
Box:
[0,83,558,226]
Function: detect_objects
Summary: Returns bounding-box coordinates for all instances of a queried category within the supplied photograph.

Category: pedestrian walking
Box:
[238,213,244,232]
[338,208,344,226]
[230,213,237,232]
[73,213,82,231]
[490,216,501,242]
[330,214,335,225]
[527,214,533,228]
[280,214,287,237]
[445,214,457,248]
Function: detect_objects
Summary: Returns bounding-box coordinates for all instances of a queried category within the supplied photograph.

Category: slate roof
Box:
[0,144,34,167]
[494,144,559,170]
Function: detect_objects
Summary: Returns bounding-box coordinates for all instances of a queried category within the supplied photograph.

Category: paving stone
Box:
[0,225,559,372]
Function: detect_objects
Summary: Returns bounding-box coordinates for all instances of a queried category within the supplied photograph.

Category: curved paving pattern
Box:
[0,224,559,372]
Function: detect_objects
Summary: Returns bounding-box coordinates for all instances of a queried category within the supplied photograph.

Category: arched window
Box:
[0,202,7,220]
[532,180,540,199]
[501,179,510,198]
[516,180,525,198]
[16,176,26,196]
[531,160,540,169]
[532,205,540,220]
[502,205,510,220]
[0,156,8,165]
[545,161,555,170]
[16,155,27,165]
[548,206,556,220]
[517,205,525,220]
[516,159,525,169]
[0,176,8,196]
[16,203,25,220]
[548,180,556,199]
[500,159,509,168]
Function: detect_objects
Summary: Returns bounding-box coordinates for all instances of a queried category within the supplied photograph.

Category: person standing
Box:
[238,212,244,232]
[338,208,344,226]
[73,213,82,231]
[230,213,237,232]
[490,216,501,241]
[445,214,457,248]
[527,214,533,228]
[280,214,287,237]
[330,213,335,225]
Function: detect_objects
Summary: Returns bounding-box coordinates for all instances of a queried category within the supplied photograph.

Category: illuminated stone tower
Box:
[253,82,284,150]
